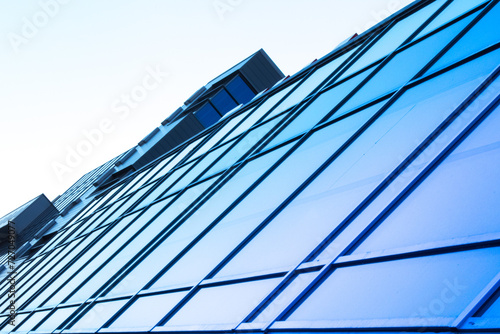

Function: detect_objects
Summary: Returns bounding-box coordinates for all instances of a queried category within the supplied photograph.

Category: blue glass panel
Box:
[166,278,280,327]
[226,76,255,104]
[71,301,127,331]
[415,0,488,39]
[195,103,221,127]
[211,89,238,116]
[109,292,188,330]
[289,248,500,324]
[340,0,445,80]
[355,98,500,254]
[427,3,500,74]
[253,272,318,323]
[263,67,375,149]
[36,307,78,331]
[105,180,217,297]
[313,49,499,262]
[337,14,477,115]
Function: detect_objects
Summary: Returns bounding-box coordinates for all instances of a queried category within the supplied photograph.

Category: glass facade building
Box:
[1,0,500,333]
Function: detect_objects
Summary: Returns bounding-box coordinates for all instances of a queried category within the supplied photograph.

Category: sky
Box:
[0,0,416,218]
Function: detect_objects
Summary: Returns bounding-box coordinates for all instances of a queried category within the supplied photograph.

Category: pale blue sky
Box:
[0,0,415,217]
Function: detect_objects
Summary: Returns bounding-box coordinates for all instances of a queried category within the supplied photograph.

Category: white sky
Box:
[0,0,415,217]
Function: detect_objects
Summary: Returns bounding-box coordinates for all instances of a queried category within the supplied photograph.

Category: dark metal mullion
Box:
[84,162,232,300]
[206,100,223,117]
[0,248,55,303]
[148,116,345,327]
[114,162,162,201]
[202,96,272,150]
[216,84,417,327]
[122,159,202,214]
[275,67,500,325]
[3,245,66,299]
[473,285,500,317]
[221,86,239,107]
[174,120,227,167]
[231,15,500,323]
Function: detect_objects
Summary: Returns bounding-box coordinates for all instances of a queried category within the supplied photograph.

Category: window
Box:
[427,2,500,74]
[194,103,221,127]
[165,278,280,328]
[226,76,255,104]
[287,248,500,326]
[211,88,238,115]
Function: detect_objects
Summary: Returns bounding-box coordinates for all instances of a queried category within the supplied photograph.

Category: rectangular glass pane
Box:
[354,91,500,254]
[211,88,238,115]
[340,0,445,79]
[226,81,298,138]
[252,272,318,323]
[71,300,127,331]
[195,103,221,127]
[35,307,77,331]
[14,310,49,332]
[288,248,500,325]
[415,0,488,39]
[189,110,248,160]
[166,278,280,327]
[27,212,141,309]
[161,114,367,286]
[337,14,476,115]
[62,203,180,304]
[164,144,228,196]
[263,67,375,149]
[109,292,187,330]
[226,76,255,104]
[136,162,195,206]
[427,3,500,74]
